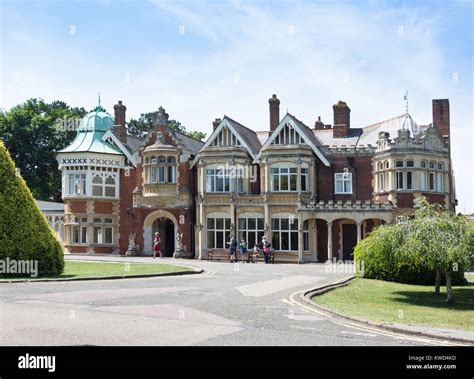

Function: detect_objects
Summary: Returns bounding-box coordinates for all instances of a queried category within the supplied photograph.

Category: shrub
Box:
[354,201,471,287]
[0,141,64,277]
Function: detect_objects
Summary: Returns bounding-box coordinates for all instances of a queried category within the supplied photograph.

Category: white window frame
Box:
[237,217,264,249]
[68,173,86,195]
[206,217,231,249]
[335,172,352,194]
[271,166,298,192]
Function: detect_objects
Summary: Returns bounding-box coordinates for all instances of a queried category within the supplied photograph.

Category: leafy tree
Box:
[400,199,473,303]
[186,130,207,141]
[0,141,64,277]
[0,99,86,201]
[127,110,206,141]
[355,198,473,303]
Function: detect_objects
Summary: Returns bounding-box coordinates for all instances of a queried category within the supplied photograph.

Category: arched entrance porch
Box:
[143,210,178,257]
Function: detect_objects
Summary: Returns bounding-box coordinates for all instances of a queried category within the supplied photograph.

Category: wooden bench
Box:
[206,250,276,263]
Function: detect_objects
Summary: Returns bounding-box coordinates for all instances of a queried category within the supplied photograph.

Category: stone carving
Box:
[125,232,138,257]
[173,232,185,258]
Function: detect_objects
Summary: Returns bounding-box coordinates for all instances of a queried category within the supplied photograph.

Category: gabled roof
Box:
[198,116,262,159]
[101,130,136,166]
[257,113,330,166]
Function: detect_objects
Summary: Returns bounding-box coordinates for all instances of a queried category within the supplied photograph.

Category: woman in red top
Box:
[153,232,162,258]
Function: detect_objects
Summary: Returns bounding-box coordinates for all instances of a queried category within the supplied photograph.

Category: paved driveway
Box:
[0,255,459,346]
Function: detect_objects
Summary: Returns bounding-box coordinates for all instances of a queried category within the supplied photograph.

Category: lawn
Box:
[0,260,192,280]
[313,276,474,331]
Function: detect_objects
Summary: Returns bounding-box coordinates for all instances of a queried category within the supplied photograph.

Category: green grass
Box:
[313,277,474,331]
[0,260,192,280]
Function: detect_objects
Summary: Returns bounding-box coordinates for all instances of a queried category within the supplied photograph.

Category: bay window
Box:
[147,155,177,184]
[68,173,86,195]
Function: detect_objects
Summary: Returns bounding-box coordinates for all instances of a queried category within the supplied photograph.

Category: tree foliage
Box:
[0,98,86,201]
[0,141,64,277]
[354,198,473,303]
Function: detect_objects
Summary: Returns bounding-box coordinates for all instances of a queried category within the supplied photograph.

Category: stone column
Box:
[356,222,362,243]
[297,214,303,264]
[313,219,318,262]
[327,221,333,261]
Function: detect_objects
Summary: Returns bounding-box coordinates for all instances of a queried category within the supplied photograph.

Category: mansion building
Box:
[56,96,455,263]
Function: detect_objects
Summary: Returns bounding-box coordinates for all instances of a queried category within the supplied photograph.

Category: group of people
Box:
[154,231,273,264]
[227,235,273,264]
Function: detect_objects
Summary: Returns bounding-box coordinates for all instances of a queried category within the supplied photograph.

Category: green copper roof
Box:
[77,111,114,132]
[58,109,123,155]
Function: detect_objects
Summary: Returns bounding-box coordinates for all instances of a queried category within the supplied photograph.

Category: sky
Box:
[1,0,473,212]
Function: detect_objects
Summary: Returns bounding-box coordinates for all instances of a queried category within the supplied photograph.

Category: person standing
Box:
[227,236,238,263]
[153,232,162,258]
[262,236,271,264]
[239,238,248,263]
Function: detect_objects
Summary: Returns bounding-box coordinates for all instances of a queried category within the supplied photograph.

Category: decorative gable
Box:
[271,123,304,145]
[209,125,242,147]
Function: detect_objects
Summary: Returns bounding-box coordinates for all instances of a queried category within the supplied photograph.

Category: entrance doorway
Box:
[152,217,175,257]
[342,223,357,261]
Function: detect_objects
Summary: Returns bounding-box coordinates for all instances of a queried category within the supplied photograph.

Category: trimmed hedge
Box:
[0,141,64,277]
[354,222,465,286]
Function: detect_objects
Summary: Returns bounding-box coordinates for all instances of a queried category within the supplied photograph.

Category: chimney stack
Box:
[432,99,450,151]
[113,100,127,143]
[333,101,350,138]
[314,116,325,129]
[212,118,222,130]
[268,94,280,132]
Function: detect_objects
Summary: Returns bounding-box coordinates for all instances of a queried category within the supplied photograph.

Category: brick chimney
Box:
[432,99,450,150]
[333,101,350,138]
[113,100,127,143]
[314,116,325,129]
[212,118,222,130]
[268,94,280,132]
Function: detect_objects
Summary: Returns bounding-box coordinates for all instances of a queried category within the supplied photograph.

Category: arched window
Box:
[395,160,404,168]
[406,160,414,167]
[384,161,389,169]
[158,156,166,183]
[151,157,157,183]
[92,174,103,196]
[420,161,426,168]
[437,162,444,170]
[105,176,116,197]
[167,157,176,183]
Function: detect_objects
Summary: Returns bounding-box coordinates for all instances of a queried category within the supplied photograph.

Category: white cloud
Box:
[1,0,472,212]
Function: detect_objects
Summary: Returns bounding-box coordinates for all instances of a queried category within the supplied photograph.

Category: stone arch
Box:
[143,210,178,256]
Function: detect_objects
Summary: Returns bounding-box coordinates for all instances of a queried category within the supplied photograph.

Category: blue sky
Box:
[1,0,473,212]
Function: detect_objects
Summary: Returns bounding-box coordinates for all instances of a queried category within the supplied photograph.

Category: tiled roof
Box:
[223,115,262,154]
[312,114,414,148]
[167,128,204,156]
[36,200,64,212]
